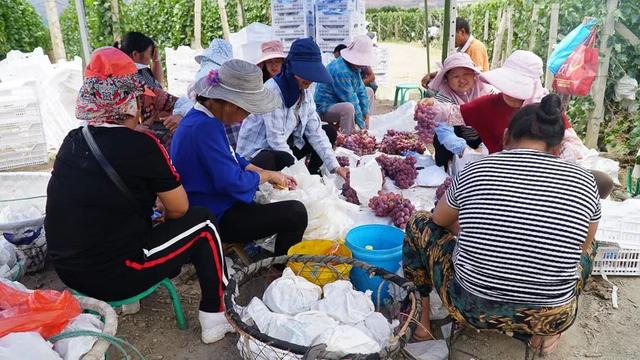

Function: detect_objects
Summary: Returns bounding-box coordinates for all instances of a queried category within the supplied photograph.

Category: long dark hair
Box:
[114,32,155,56]
[506,94,565,149]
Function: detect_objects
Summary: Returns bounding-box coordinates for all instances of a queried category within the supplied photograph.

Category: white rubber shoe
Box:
[199,311,236,344]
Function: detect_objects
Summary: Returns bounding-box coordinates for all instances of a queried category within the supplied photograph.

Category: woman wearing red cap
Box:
[45,47,234,344]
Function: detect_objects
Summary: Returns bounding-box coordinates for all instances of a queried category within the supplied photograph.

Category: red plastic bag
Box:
[553,28,599,96]
[0,281,82,338]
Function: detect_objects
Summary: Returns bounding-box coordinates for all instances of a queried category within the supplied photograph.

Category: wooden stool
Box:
[223,243,252,266]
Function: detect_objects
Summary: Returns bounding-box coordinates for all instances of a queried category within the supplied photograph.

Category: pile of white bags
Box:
[256,161,360,241]
[240,270,395,357]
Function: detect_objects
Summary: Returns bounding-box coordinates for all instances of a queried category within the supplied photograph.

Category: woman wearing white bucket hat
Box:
[170,58,308,266]
[315,35,376,134]
[423,50,614,198]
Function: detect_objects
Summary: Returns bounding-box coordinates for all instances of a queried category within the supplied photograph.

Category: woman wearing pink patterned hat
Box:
[256,40,286,82]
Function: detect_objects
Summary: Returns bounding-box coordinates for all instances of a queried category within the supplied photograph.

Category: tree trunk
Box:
[490,9,508,69]
[528,3,540,50]
[237,0,246,28]
[217,0,231,41]
[504,7,513,60]
[585,0,618,148]
[45,0,66,61]
[111,0,121,42]
[483,10,489,42]
[544,3,560,89]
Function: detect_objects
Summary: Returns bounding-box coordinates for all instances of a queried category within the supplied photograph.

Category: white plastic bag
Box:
[312,325,381,355]
[404,340,449,360]
[0,332,62,360]
[314,280,374,324]
[354,312,393,348]
[350,158,383,205]
[53,314,103,360]
[416,166,449,187]
[263,268,322,315]
[448,145,488,178]
[0,240,18,280]
[368,101,418,142]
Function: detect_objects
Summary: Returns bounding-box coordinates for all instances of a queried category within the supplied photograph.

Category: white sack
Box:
[314,280,374,324]
[263,268,322,315]
[312,325,381,356]
[0,332,62,360]
[354,312,393,348]
[368,101,418,142]
[53,314,103,360]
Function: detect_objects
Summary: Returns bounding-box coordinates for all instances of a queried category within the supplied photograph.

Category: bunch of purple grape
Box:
[340,172,360,205]
[337,156,350,167]
[376,154,418,189]
[379,130,426,155]
[435,177,453,203]
[368,191,416,229]
[341,130,378,156]
[336,132,346,147]
[414,103,438,144]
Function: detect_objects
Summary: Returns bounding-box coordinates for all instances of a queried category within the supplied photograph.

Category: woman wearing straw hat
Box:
[46,47,233,345]
[256,40,286,82]
[236,38,349,178]
[423,50,614,197]
[170,59,308,260]
[315,35,376,134]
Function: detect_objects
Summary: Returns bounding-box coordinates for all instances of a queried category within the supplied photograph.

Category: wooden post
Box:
[377,17,382,41]
[504,7,513,60]
[528,3,540,50]
[483,10,489,42]
[44,0,66,61]
[194,0,202,49]
[585,0,618,148]
[217,0,231,41]
[544,3,560,90]
[394,17,400,40]
[490,9,508,69]
[110,0,121,42]
[237,0,246,28]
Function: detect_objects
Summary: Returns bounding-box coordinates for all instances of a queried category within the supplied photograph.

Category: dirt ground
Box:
[10,42,640,359]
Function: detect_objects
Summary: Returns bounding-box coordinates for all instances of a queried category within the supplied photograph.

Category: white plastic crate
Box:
[272,11,306,26]
[0,143,48,171]
[0,97,48,170]
[274,23,309,38]
[271,0,305,13]
[592,246,640,276]
[165,46,202,97]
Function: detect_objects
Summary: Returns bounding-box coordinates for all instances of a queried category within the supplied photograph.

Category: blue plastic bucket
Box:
[345,224,404,304]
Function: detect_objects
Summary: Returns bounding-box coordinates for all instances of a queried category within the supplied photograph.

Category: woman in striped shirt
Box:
[403,94,601,355]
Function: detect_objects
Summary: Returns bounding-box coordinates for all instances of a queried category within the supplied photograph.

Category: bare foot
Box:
[413,297,435,341]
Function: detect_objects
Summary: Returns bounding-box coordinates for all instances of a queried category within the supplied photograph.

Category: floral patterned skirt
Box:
[402,211,597,336]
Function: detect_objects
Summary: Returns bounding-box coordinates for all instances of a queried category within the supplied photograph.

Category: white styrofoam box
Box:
[272,11,306,26]
[229,23,276,63]
[165,46,203,97]
[274,23,309,38]
[271,0,305,13]
[0,97,48,171]
[0,48,53,83]
[317,35,353,52]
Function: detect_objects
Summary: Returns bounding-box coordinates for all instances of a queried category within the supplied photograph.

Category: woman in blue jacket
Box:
[171,59,308,257]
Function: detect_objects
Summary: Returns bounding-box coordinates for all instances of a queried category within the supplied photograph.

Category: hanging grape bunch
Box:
[414,102,438,144]
[337,156,350,167]
[368,191,416,229]
[435,177,453,204]
[341,130,378,156]
[340,172,360,205]
[376,154,418,189]
[379,130,426,155]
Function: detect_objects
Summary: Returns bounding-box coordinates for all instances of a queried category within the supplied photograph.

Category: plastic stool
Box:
[393,83,424,107]
[71,278,187,330]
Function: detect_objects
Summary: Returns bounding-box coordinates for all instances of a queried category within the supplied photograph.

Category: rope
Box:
[48,330,146,360]
[0,195,47,203]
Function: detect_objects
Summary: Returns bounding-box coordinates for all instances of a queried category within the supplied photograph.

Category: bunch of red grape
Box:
[340,172,360,205]
[414,103,438,144]
[368,191,416,229]
[376,154,418,189]
[337,156,350,167]
[435,177,453,203]
[336,132,346,147]
[379,130,426,155]
[341,130,378,156]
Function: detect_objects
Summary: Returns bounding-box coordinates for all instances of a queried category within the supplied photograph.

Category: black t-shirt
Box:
[45,126,180,273]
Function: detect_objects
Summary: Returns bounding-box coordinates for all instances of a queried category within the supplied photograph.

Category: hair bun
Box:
[536,94,562,125]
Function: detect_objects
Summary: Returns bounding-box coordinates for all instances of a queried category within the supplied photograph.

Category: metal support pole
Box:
[442,0,458,62]
[75,0,91,66]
